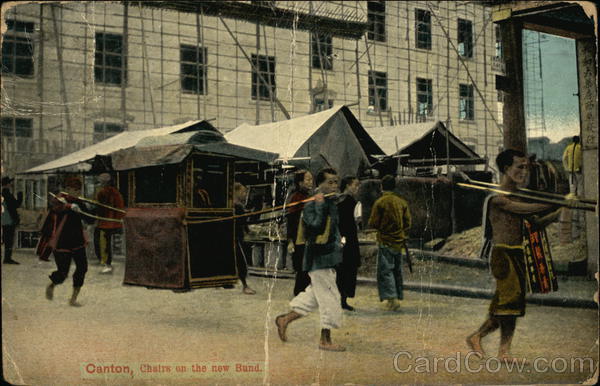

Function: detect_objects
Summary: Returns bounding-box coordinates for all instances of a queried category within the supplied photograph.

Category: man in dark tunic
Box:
[336,176,362,311]
[234,182,255,295]
[276,168,346,352]
[286,169,313,296]
[41,177,95,307]
[2,176,23,264]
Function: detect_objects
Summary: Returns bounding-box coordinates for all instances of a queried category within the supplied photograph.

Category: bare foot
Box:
[319,342,346,352]
[466,333,485,358]
[275,314,288,342]
[242,287,256,295]
[69,300,83,307]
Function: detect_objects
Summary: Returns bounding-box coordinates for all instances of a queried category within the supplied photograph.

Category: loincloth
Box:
[489,244,526,317]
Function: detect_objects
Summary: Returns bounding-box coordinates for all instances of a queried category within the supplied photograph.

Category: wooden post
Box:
[50,5,72,142]
[576,37,599,275]
[500,19,527,152]
[122,2,129,129]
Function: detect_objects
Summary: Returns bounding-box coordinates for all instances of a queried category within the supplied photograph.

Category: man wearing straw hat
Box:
[94,173,125,274]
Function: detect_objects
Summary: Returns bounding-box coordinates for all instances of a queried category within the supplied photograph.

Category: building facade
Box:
[1,0,504,181]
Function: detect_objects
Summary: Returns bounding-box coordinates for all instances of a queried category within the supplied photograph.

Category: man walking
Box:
[2,176,23,264]
[94,173,125,274]
[467,149,561,362]
[286,169,313,296]
[275,168,345,351]
[368,175,411,311]
[41,177,94,306]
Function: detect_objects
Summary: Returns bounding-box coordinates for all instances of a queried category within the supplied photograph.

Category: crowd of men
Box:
[1,147,574,360]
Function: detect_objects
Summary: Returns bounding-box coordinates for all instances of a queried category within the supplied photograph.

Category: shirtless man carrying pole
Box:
[466,149,563,363]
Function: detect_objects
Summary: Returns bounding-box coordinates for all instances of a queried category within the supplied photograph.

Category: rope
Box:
[49,193,124,223]
[59,192,127,213]
[185,193,337,225]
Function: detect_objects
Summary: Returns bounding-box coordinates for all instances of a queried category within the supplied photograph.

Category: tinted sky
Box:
[523,30,580,143]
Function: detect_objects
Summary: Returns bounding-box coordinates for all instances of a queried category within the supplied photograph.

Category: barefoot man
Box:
[467,149,562,362]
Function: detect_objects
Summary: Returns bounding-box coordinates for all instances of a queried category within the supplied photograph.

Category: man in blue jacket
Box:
[275,168,345,351]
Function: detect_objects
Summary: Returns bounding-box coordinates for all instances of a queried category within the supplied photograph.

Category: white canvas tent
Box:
[23,120,218,174]
[225,105,384,177]
[364,121,486,167]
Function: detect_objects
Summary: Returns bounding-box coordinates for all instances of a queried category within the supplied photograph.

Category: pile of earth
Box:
[430,223,586,263]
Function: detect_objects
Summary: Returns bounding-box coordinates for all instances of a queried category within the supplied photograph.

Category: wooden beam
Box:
[219,16,291,120]
[522,21,592,40]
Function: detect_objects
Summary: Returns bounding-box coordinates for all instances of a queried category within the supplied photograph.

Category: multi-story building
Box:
[1,1,504,182]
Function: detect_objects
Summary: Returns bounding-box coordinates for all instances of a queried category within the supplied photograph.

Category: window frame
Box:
[1,20,35,77]
[1,117,33,138]
[416,78,433,117]
[495,24,503,59]
[93,122,124,143]
[180,44,207,95]
[94,32,127,86]
[311,33,333,71]
[415,9,432,50]
[368,70,388,112]
[251,54,276,101]
[367,1,386,42]
[459,84,475,121]
[314,98,334,112]
[457,18,473,58]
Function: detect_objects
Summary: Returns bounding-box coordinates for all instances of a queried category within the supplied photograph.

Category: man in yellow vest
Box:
[562,135,582,194]
[561,136,583,241]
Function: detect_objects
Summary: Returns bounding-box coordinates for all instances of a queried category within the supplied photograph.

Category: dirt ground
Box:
[2,250,598,385]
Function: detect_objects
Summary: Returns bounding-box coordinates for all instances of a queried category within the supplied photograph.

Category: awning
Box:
[21,120,219,174]
[111,141,279,171]
[365,121,486,166]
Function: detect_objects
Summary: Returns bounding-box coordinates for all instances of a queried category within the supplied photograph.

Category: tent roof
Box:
[111,143,278,171]
[22,120,218,174]
[225,105,384,161]
[365,121,486,166]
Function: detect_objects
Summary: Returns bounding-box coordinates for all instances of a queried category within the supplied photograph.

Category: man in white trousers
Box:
[275,168,345,352]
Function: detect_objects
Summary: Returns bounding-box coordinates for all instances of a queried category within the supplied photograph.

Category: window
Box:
[416,78,433,117]
[16,178,45,210]
[251,54,276,100]
[1,117,33,138]
[458,19,473,58]
[1,20,35,76]
[415,9,432,50]
[95,32,126,85]
[459,84,474,120]
[135,165,178,204]
[181,45,207,94]
[93,122,123,143]
[368,71,387,111]
[367,1,386,42]
[311,33,333,70]
[495,25,503,59]
[314,98,334,112]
